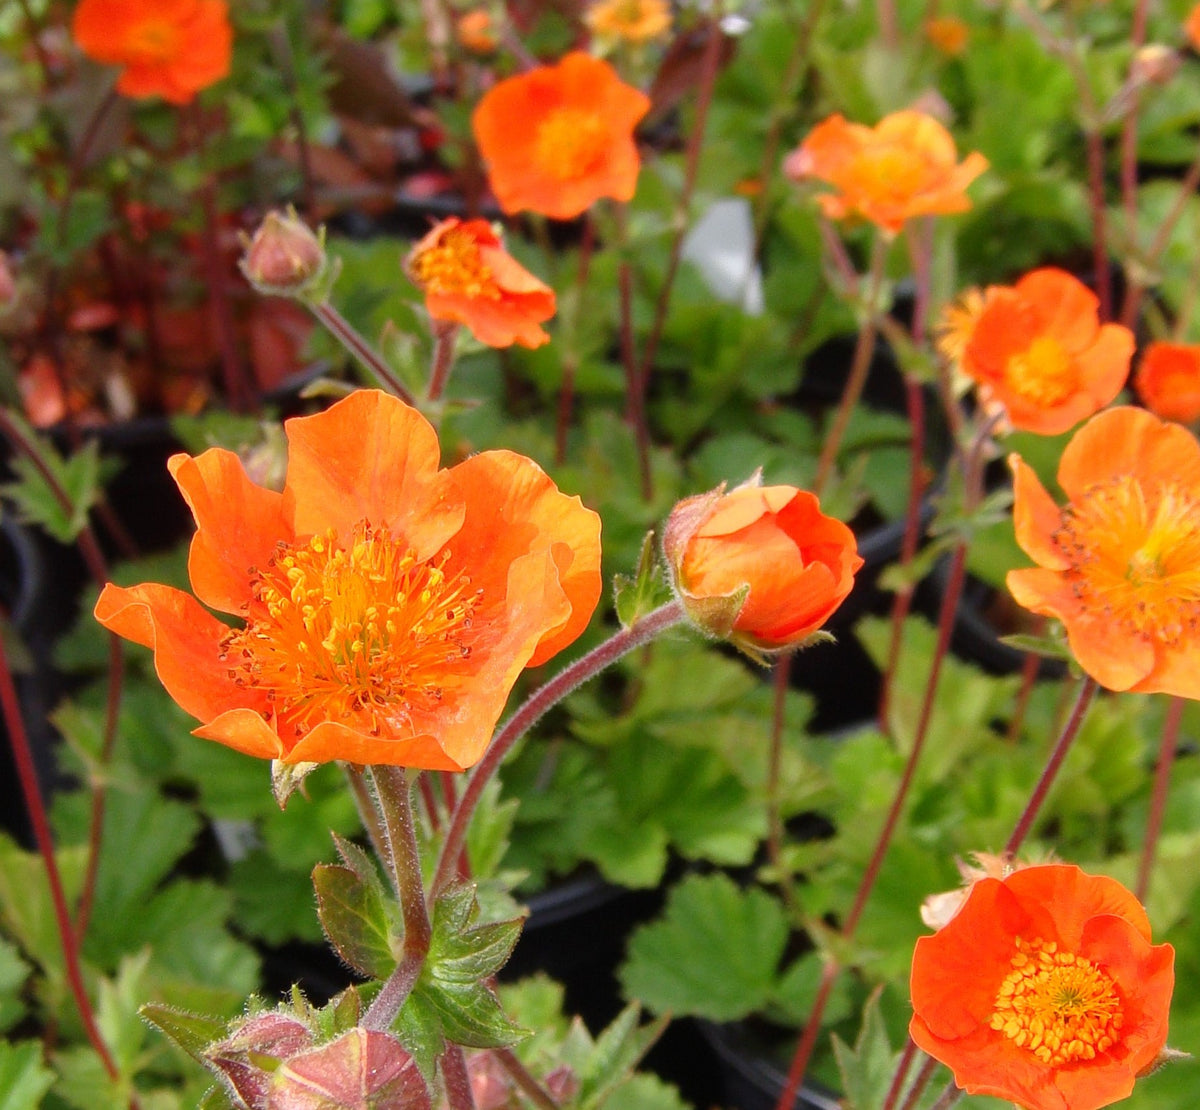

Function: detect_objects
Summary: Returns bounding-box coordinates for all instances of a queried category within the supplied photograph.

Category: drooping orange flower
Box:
[585,0,673,44]
[94,390,602,770]
[662,477,862,655]
[950,269,1133,435]
[783,109,987,234]
[910,864,1174,1110]
[472,51,650,220]
[72,0,232,105]
[1007,406,1200,698]
[405,218,556,348]
[1134,341,1200,425]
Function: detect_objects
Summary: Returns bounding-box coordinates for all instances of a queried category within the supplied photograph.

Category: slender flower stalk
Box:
[898,1055,940,1110]
[927,1082,964,1110]
[432,602,686,895]
[0,632,125,1093]
[362,767,433,1031]
[344,765,390,869]
[426,321,459,404]
[441,1042,478,1110]
[496,1048,561,1110]
[880,1039,921,1110]
[309,301,417,404]
[765,657,798,915]
[1004,677,1099,855]
[812,234,888,496]
[1136,696,1184,902]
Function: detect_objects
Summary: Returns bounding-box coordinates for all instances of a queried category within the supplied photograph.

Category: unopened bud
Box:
[240,210,327,296]
[1131,44,1181,86]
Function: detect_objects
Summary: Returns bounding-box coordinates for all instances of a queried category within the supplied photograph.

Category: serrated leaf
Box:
[831,988,898,1110]
[600,1072,690,1110]
[0,1041,55,1110]
[2,428,103,544]
[578,1003,667,1109]
[313,863,398,979]
[141,1004,231,1064]
[619,873,789,1021]
[96,951,152,1077]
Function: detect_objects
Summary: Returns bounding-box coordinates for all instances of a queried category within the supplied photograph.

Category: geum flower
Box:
[94,390,602,770]
[910,863,1174,1110]
[663,477,862,657]
[585,0,673,44]
[944,268,1133,435]
[472,51,650,220]
[783,109,987,234]
[1134,341,1200,425]
[72,0,232,105]
[405,218,556,349]
[1007,406,1200,699]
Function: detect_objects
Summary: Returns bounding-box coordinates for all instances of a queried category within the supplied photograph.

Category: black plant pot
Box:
[500,871,664,1033]
[698,1020,842,1110]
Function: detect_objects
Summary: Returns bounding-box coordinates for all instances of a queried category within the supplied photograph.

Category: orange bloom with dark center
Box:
[72,0,232,105]
[783,110,987,234]
[663,478,862,654]
[94,390,602,770]
[953,269,1133,435]
[405,218,556,349]
[910,864,1174,1110]
[472,51,650,220]
[1007,406,1200,698]
[1134,341,1200,425]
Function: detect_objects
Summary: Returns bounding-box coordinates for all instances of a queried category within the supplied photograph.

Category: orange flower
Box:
[783,110,987,234]
[472,51,650,220]
[72,0,232,105]
[925,16,969,56]
[952,269,1133,435]
[910,864,1174,1110]
[1007,406,1200,698]
[1187,3,1200,51]
[94,390,602,770]
[663,477,862,655]
[1135,341,1200,425]
[456,10,498,54]
[405,218,556,348]
[585,0,673,44]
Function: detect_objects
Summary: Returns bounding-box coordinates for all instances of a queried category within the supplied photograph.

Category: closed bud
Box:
[240,210,328,296]
[662,473,862,660]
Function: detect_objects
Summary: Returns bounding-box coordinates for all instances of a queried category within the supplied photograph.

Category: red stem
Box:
[1083,125,1112,322]
[897,1055,939,1110]
[1135,696,1184,903]
[1004,677,1099,855]
[0,627,124,1089]
[432,602,685,896]
[880,1038,920,1110]
[774,962,837,1110]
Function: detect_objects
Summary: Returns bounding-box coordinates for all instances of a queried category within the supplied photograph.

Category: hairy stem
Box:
[310,300,417,404]
[1135,695,1184,902]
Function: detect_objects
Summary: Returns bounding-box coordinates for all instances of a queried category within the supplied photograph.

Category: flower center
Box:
[409,228,500,299]
[990,937,1124,1066]
[1005,335,1076,405]
[125,19,180,64]
[220,522,481,736]
[853,146,927,203]
[1054,474,1200,645]
[534,110,610,182]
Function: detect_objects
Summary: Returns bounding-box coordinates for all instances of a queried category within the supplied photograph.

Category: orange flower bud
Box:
[663,477,862,657]
[456,10,498,54]
[240,210,328,297]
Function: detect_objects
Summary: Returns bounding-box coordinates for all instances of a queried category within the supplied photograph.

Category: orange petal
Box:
[192,708,286,760]
[1005,864,1152,946]
[1016,269,1100,353]
[94,583,266,725]
[434,449,601,667]
[283,391,464,556]
[1009,455,1071,570]
[282,722,464,770]
[168,449,291,615]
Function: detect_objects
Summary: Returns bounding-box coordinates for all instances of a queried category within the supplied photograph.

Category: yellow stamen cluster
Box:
[1005,336,1077,406]
[990,937,1124,1065]
[409,228,500,299]
[1055,475,1200,645]
[585,0,672,42]
[534,110,610,181]
[220,522,481,736]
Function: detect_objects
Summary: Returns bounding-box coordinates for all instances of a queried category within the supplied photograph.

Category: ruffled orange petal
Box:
[1057,406,1200,502]
[433,449,601,666]
[282,721,465,770]
[283,391,463,556]
[1010,455,1071,570]
[94,583,267,725]
[192,708,285,760]
[1016,269,1101,353]
[1006,865,1153,947]
[168,449,292,615]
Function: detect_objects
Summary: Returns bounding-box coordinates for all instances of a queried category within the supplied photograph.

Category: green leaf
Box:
[0,1041,54,1110]
[229,850,324,945]
[613,531,672,630]
[832,989,899,1110]
[0,938,30,1033]
[312,863,398,980]
[0,834,87,978]
[619,873,789,1021]
[96,952,153,1078]
[578,1003,667,1109]
[395,885,526,1069]
[600,1073,690,1110]
[141,1004,230,1064]
[2,425,104,544]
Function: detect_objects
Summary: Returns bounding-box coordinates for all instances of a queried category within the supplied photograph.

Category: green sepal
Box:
[613,530,671,630]
[140,1003,248,1065]
[271,760,319,809]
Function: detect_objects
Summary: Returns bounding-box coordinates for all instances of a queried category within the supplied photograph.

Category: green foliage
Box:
[0,1041,55,1110]
[313,836,399,980]
[1,422,107,544]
